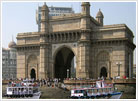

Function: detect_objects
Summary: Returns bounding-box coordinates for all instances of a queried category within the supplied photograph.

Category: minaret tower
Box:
[39,3,50,79]
[81,2,90,16]
[78,2,91,79]
[80,2,91,30]
[41,3,49,33]
[96,9,104,26]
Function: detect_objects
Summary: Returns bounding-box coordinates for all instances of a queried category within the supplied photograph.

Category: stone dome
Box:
[96,9,104,18]
[8,41,16,48]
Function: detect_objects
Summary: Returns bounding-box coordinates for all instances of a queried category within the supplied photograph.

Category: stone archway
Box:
[54,47,75,80]
[30,68,36,79]
[96,51,110,78]
[27,54,38,79]
[100,67,107,77]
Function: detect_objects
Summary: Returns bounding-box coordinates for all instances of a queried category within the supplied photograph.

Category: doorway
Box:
[30,68,36,79]
[100,67,107,78]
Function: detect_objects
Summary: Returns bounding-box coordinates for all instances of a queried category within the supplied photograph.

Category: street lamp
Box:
[67,69,69,78]
[116,62,122,77]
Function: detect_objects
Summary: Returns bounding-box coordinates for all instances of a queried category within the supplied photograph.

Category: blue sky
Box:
[2,2,136,64]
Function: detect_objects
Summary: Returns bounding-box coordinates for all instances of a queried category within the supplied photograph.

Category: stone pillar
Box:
[77,40,90,78]
[26,63,28,78]
[39,43,52,79]
[17,51,26,79]
[47,44,52,78]
[129,52,133,78]
[39,45,46,79]
[109,61,111,78]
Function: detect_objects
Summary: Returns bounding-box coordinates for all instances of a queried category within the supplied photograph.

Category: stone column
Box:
[17,50,26,79]
[60,34,62,41]
[77,40,90,78]
[109,61,111,78]
[40,43,52,79]
[46,44,52,78]
[75,32,77,40]
[39,45,46,79]
[26,63,28,78]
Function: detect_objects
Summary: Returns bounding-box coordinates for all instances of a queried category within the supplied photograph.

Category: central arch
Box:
[54,47,75,80]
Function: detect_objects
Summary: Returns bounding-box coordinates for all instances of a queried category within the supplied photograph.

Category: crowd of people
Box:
[5,75,133,88]
[36,78,61,88]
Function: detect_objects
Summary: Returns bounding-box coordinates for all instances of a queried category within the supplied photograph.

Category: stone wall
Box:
[49,19,81,32]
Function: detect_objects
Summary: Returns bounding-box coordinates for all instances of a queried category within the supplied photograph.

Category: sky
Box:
[2,2,136,64]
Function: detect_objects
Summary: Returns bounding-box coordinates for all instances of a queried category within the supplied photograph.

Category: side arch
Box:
[27,54,38,79]
[96,50,110,78]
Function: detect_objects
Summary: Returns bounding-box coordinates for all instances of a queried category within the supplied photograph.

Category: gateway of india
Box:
[16,2,135,80]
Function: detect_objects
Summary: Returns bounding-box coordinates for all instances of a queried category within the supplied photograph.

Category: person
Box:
[18,88,21,95]
[8,81,11,86]
[84,90,87,97]
[123,76,126,79]
[47,82,50,87]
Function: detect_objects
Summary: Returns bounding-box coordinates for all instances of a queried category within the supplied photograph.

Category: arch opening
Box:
[100,67,107,78]
[30,69,36,79]
[27,54,38,79]
[54,47,76,80]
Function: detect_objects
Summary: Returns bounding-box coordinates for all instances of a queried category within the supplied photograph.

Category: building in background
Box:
[2,39,17,80]
[36,5,74,32]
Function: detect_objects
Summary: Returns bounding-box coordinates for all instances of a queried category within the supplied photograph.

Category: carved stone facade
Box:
[16,2,135,80]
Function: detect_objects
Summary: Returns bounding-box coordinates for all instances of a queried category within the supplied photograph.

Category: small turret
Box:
[41,3,49,33]
[96,9,104,26]
[81,2,90,16]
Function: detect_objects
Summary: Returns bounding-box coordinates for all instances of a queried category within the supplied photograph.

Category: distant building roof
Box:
[8,41,16,48]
